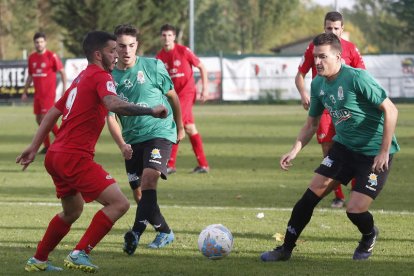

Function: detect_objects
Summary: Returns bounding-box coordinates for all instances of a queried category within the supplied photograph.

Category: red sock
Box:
[168,143,179,168]
[190,133,208,167]
[52,124,59,136]
[34,215,71,261]
[43,134,50,148]
[75,210,114,254]
[334,185,345,200]
[351,178,356,188]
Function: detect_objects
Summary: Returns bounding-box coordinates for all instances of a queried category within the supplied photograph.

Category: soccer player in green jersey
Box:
[261,33,399,262]
[106,24,184,255]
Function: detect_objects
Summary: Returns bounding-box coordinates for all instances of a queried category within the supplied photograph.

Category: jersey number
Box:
[63,87,77,120]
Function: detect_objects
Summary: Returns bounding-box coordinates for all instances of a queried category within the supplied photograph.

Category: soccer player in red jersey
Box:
[17,31,168,273]
[22,32,67,154]
[295,11,365,208]
[156,24,210,174]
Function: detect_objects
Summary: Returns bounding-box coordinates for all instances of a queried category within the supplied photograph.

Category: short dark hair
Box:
[160,24,176,35]
[324,11,343,26]
[33,32,46,41]
[313,33,343,53]
[114,24,139,38]
[82,31,116,62]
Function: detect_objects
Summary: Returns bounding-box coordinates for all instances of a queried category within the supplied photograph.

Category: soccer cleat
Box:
[64,250,98,273]
[353,226,379,260]
[25,257,63,272]
[148,230,174,249]
[191,166,209,174]
[123,230,140,255]
[167,167,176,175]
[38,147,48,154]
[331,198,345,208]
[260,245,292,262]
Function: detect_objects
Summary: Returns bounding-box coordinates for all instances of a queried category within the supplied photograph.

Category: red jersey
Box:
[27,50,63,99]
[298,38,365,78]
[156,44,200,94]
[49,64,117,157]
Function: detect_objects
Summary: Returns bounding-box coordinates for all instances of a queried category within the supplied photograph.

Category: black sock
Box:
[132,189,170,234]
[132,189,156,234]
[283,189,322,251]
[346,211,374,237]
[151,203,171,233]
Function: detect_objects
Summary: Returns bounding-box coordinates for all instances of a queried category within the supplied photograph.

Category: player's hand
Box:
[176,126,185,144]
[151,105,168,118]
[280,152,296,171]
[372,152,389,173]
[21,93,28,101]
[301,93,310,110]
[16,147,37,171]
[121,143,133,160]
[199,88,209,103]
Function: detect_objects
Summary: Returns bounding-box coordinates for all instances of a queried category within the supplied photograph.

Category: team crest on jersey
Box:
[106,81,117,94]
[365,173,378,191]
[41,62,46,68]
[137,71,145,84]
[123,79,133,88]
[338,86,344,100]
[174,60,181,67]
[150,148,162,159]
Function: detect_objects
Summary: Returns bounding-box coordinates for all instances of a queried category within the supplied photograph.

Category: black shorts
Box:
[314,142,393,199]
[125,138,172,190]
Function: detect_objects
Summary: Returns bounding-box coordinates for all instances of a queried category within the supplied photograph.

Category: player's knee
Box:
[184,124,197,135]
[117,198,130,216]
[62,207,83,224]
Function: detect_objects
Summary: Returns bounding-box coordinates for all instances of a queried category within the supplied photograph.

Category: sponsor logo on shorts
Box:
[127,173,139,182]
[106,174,113,180]
[151,148,162,159]
[365,173,378,191]
[321,156,333,168]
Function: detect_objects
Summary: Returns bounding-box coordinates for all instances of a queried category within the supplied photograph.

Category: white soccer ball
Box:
[198,224,233,260]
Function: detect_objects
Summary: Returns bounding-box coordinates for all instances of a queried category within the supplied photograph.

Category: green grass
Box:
[1,104,414,275]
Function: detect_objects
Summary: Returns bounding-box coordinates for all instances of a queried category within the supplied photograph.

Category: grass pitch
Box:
[0,104,413,275]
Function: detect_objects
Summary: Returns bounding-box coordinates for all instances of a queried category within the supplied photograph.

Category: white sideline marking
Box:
[0,201,413,216]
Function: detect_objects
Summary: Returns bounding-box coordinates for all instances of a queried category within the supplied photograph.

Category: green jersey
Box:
[111,57,176,144]
[309,64,399,155]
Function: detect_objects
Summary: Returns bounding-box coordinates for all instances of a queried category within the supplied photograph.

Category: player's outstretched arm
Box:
[372,98,398,173]
[166,89,185,143]
[16,107,62,170]
[280,116,319,171]
[107,115,133,160]
[103,95,167,118]
[295,71,310,110]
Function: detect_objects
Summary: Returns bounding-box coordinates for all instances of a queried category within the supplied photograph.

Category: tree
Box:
[344,0,412,53]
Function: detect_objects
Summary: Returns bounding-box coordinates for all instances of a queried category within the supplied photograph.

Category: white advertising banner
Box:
[62,55,414,101]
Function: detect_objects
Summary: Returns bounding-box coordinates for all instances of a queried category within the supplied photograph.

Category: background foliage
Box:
[0,0,414,59]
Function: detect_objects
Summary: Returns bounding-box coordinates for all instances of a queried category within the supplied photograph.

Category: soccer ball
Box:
[198,224,233,260]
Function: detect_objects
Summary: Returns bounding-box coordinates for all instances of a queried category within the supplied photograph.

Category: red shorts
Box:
[34,97,55,115]
[44,151,116,203]
[178,92,196,125]
[316,110,336,144]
